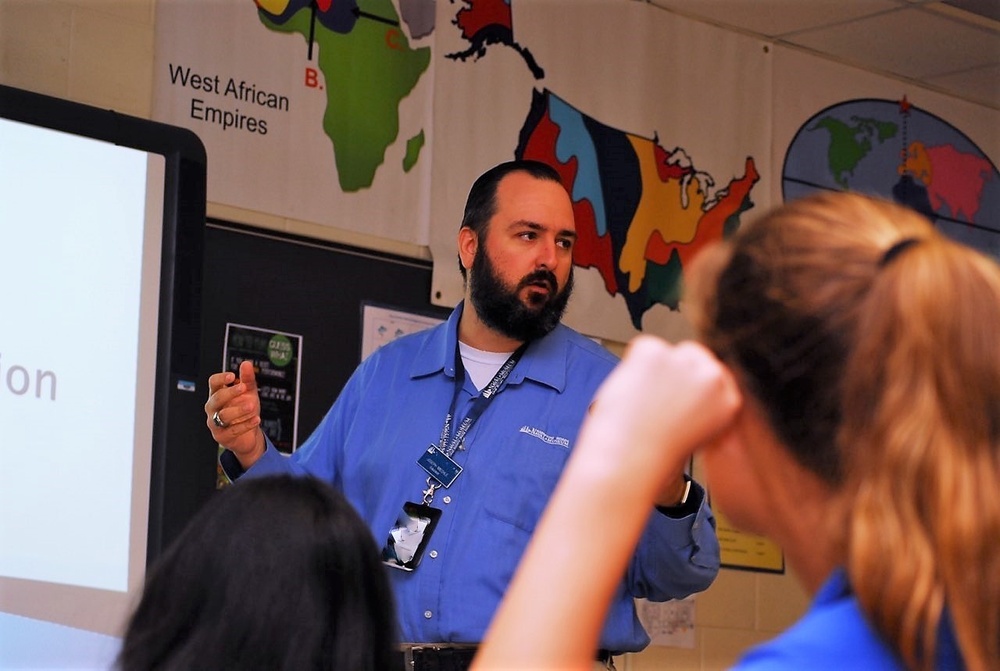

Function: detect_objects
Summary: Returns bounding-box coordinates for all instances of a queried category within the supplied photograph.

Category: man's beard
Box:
[469,244,574,342]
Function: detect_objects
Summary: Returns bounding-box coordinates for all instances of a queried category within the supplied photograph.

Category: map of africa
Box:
[784,98,999,258]
[256,0,431,191]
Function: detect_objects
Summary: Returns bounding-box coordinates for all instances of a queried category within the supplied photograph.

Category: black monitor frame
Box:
[0,84,212,565]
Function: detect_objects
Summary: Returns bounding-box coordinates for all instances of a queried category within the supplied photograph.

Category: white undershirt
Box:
[458,341,514,391]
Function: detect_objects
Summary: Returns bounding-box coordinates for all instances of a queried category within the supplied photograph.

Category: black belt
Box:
[394,645,615,670]
[395,645,477,671]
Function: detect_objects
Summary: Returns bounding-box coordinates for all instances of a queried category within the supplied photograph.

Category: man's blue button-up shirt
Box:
[244,302,720,652]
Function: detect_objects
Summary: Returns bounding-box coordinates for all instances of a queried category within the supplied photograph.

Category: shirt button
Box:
[442,496,452,504]
[424,610,433,619]
[429,550,438,558]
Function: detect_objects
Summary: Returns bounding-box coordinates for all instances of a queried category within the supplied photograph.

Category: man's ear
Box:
[458,227,478,273]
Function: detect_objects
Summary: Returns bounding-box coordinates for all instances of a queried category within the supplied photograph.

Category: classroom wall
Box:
[0,1,808,668]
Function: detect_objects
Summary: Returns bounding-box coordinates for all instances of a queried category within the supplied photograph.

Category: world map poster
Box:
[773,46,998,261]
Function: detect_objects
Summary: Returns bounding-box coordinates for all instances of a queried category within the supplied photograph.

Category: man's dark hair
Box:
[459,159,563,281]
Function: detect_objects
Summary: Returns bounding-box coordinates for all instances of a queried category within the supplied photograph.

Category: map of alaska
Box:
[516,88,760,330]
[447,0,544,79]
[256,0,430,191]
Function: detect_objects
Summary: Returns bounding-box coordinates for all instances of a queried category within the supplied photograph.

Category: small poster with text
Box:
[223,323,303,455]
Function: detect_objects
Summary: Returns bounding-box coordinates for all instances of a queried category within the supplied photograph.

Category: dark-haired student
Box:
[117,475,397,671]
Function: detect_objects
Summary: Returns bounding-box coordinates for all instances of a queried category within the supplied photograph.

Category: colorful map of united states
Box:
[256,0,430,191]
[517,89,760,329]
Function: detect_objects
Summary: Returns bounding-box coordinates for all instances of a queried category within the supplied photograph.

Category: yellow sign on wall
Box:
[715,509,784,573]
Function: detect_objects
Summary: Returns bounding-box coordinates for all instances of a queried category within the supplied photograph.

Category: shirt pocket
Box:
[480,426,571,533]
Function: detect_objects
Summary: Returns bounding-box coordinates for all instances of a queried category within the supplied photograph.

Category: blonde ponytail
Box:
[689,191,1000,670]
[842,237,1000,671]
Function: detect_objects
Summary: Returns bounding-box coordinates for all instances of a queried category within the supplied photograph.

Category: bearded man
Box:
[206,160,719,671]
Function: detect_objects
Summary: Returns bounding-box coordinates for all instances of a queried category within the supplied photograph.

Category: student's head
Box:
[458,160,577,341]
[686,191,1000,670]
[118,475,397,671]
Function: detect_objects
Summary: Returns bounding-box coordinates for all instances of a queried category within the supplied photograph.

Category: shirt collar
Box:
[409,300,570,393]
[814,567,851,606]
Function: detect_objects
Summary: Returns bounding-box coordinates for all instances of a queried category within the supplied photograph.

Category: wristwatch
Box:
[656,476,694,518]
[675,477,692,506]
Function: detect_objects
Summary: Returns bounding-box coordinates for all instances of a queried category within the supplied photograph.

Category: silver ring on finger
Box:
[212,410,228,429]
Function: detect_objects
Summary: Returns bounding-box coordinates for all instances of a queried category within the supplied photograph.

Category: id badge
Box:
[381,502,442,571]
[417,445,463,488]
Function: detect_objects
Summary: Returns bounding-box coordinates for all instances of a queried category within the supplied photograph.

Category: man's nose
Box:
[536,238,557,270]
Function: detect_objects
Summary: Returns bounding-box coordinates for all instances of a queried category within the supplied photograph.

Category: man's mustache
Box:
[518,270,558,294]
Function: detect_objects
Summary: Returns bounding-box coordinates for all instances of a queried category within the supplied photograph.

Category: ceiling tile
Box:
[925,63,1000,108]
[643,0,1000,110]
[941,0,1000,23]
[786,6,1000,79]
[645,0,904,37]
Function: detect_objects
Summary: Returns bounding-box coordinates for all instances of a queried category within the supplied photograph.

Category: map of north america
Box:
[445,2,761,328]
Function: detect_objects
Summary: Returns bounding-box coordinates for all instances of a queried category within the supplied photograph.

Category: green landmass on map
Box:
[403,130,425,172]
[809,115,898,188]
[261,2,430,191]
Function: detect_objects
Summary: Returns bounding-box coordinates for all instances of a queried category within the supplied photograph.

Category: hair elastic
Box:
[878,238,921,267]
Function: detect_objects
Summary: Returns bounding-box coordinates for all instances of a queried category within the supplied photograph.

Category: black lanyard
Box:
[437,341,529,458]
